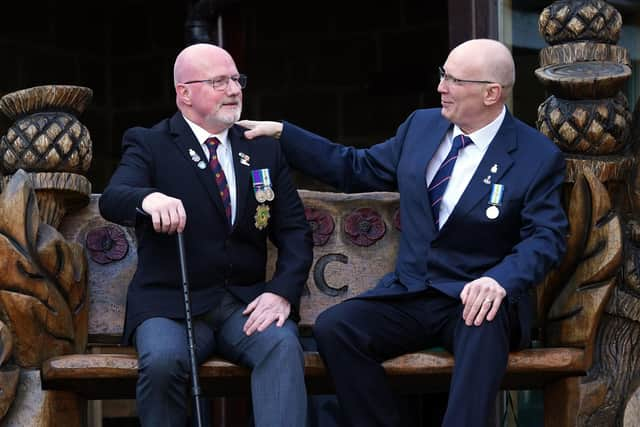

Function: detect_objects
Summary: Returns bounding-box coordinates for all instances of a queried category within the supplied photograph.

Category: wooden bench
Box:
[0,168,621,426]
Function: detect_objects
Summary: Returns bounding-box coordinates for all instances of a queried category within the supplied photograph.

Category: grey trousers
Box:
[134,296,307,427]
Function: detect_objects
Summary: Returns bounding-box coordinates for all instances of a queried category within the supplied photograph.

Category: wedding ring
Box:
[484,298,493,304]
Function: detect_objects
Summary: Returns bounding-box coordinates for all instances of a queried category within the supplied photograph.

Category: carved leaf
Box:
[0,170,88,368]
[544,169,622,349]
[539,173,591,318]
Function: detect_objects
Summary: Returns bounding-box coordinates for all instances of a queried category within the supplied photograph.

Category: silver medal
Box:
[486,205,499,219]
[264,187,275,202]
[255,188,267,203]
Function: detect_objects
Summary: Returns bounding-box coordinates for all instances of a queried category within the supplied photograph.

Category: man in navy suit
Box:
[239,39,568,426]
[99,43,313,427]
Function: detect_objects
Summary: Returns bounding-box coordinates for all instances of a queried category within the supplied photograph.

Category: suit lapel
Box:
[169,114,229,225]
[228,126,252,230]
[443,112,517,227]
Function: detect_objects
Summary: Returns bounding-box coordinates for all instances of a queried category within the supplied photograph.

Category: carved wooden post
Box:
[0,86,93,425]
[536,1,636,425]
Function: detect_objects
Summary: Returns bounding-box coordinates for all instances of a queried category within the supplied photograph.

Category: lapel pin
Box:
[239,152,251,166]
[483,175,492,185]
[491,164,498,174]
[197,160,207,169]
[189,148,201,163]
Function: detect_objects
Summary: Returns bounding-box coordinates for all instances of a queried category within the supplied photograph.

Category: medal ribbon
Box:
[489,184,504,206]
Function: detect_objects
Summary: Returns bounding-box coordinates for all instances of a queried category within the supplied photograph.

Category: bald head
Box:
[448,39,515,99]
[174,43,236,86]
[173,43,243,133]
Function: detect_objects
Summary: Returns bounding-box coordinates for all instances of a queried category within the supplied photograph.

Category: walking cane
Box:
[177,232,205,427]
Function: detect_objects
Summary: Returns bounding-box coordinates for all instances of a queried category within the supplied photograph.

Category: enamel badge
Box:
[255,204,270,230]
[239,152,251,166]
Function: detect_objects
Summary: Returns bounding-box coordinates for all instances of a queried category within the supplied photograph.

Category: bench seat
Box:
[42,347,586,400]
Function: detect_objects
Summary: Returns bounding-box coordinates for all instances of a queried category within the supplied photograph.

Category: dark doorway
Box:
[0,0,449,192]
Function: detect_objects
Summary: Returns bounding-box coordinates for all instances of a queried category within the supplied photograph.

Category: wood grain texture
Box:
[543,170,621,354]
[537,94,631,155]
[41,347,586,399]
[535,62,631,99]
[0,85,92,120]
[539,42,630,67]
[0,170,88,368]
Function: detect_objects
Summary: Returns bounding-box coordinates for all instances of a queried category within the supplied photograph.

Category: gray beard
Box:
[218,107,242,125]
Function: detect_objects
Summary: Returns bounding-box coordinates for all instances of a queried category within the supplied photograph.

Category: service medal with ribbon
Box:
[264,187,275,202]
[255,189,267,203]
[486,183,504,220]
[255,204,270,230]
[251,168,275,203]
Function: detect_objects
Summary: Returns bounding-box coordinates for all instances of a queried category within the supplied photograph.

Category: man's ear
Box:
[483,84,502,106]
[176,84,192,106]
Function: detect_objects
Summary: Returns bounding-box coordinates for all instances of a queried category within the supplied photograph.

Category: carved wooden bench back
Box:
[56,173,619,356]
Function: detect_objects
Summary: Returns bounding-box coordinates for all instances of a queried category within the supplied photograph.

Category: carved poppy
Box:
[393,208,401,231]
[344,207,386,247]
[85,225,129,264]
[305,207,335,246]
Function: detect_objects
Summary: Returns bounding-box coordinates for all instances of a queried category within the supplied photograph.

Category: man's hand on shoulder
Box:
[237,120,283,140]
[141,192,187,234]
[242,292,291,336]
[460,277,507,327]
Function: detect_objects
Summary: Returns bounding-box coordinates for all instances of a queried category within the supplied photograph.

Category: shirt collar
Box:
[451,106,506,151]
[182,115,230,148]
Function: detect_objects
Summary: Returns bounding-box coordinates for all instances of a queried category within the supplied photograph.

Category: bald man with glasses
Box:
[99,43,313,427]
[239,38,568,426]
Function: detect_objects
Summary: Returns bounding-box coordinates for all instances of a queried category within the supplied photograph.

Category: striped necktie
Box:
[428,134,470,228]
[205,137,231,223]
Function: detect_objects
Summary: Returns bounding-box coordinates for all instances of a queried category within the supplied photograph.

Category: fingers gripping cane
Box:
[177,232,204,427]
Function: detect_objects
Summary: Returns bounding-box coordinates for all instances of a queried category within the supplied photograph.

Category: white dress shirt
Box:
[183,117,237,224]
[426,107,506,229]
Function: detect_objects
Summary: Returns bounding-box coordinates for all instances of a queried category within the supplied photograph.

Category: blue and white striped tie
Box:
[428,134,470,228]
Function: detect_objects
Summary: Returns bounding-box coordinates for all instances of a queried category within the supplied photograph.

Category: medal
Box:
[486,183,504,220]
[255,204,270,230]
[486,205,500,219]
[264,187,275,202]
[252,169,274,203]
[255,188,267,203]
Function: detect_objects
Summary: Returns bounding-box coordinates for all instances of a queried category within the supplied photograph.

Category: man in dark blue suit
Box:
[239,39,568,426]
[99,43,313,427]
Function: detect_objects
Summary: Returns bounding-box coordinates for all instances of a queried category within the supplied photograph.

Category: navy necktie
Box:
[428,134,470,228]
[205,137,232,223]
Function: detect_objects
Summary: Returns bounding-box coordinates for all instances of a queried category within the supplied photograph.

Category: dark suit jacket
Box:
[99,113,313,344]
[279,109,567,349]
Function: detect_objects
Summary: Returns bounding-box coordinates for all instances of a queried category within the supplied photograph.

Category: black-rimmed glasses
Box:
[182,74,247,91]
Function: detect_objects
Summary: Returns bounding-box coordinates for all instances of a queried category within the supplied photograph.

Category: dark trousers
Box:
[313,290,514,427]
